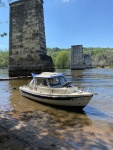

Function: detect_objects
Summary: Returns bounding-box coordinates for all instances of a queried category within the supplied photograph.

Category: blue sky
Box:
[0,0,113,49]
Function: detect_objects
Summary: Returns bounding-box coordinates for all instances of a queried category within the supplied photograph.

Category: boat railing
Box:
[79,85,90,92]
[72,83,91,92]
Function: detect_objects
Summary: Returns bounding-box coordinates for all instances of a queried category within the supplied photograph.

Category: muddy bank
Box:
[0,111,77,150]
[0,109,113,150]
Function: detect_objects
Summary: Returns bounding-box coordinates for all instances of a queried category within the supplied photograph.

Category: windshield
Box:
[48,78,60,86]
[59,76,67,84]
[48,76,66,86]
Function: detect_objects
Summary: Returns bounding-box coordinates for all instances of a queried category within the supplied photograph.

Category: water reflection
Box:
[84,105,111,121]
[0,69,8,78]
[8,79,92,128]
[0,80,11,111]
[1,68,113,124]
[1,68,113,149]
[47,107,92,129]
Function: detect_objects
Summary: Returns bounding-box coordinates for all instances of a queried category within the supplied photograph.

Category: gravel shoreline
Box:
[0,111,77,150]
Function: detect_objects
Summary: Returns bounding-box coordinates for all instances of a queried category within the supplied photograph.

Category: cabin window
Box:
[59,76,66,85]
[48,78,61,86]
[36,79,47,86]
[41,79,47,86]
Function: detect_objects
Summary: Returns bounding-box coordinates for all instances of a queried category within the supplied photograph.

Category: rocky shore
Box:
[0,110,77,150]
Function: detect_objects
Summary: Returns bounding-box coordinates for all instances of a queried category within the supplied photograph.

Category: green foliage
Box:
[0,32,7,37]
[47,47,70,68]
[55,51,69,69]
[47,47,113,68]
[1,47,113,69]
[0,50,9,68]
[84,47,113,67]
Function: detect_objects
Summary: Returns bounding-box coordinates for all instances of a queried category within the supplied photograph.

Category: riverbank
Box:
[0,110,77,150]
[1,68,113,150]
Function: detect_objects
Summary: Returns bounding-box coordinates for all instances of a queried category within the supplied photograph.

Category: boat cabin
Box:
[29,72,67,88]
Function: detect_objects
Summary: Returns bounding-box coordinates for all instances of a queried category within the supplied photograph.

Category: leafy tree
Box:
[55,51,69,69]
[0,0,10,37]
[84,47,113,67]
[0,50,9,68]
[47,47,113,68]
[0,32,7,37]
[1,46,113,69]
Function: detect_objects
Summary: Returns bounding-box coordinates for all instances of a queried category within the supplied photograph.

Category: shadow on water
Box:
[84,105,110,120]
[11,95,93,128]
[16,101,113,150]
[1,69,113,149]
[28,99,85,113]
[8,85,93,129]
[7,77,112,128]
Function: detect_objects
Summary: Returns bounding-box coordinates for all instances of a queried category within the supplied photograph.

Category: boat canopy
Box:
[32,72,64,79]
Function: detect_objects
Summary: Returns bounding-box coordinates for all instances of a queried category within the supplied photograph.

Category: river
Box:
[0,68,113,150]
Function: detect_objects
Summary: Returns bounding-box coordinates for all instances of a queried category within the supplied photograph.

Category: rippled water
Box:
[0,68,113,149]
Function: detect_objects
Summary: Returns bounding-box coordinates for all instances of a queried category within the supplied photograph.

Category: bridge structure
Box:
[71,45,92,70]
[9,0,54,77]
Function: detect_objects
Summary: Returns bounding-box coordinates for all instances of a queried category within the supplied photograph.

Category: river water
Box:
[0,68,113,150]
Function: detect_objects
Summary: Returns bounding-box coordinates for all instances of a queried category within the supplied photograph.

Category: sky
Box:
[0,0,113,49]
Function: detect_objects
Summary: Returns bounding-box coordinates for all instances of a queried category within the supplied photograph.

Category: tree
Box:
[0,0,10,37]
[0,32,7,37]
[55,51,69,69]
[0,50,9,68]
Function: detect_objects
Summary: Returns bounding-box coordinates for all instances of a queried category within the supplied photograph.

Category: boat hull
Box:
[19,88,93,107]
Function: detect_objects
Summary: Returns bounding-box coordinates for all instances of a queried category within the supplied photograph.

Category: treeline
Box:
[47,47,113,68]
[0,50,9,68]
[84,47,113,67]
[0,47,113,68]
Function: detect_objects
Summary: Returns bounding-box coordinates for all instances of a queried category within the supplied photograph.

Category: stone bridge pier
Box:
[9,0,54,77]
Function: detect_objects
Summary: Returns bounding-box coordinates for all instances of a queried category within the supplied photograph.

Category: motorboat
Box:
[19,72,93,108]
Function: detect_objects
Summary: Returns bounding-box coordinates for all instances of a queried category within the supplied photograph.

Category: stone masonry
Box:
[9,0,54,77]
[84,54,92,68]
[71,45,85,70]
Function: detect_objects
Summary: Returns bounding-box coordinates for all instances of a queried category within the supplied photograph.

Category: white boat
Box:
[19,72,93,108]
